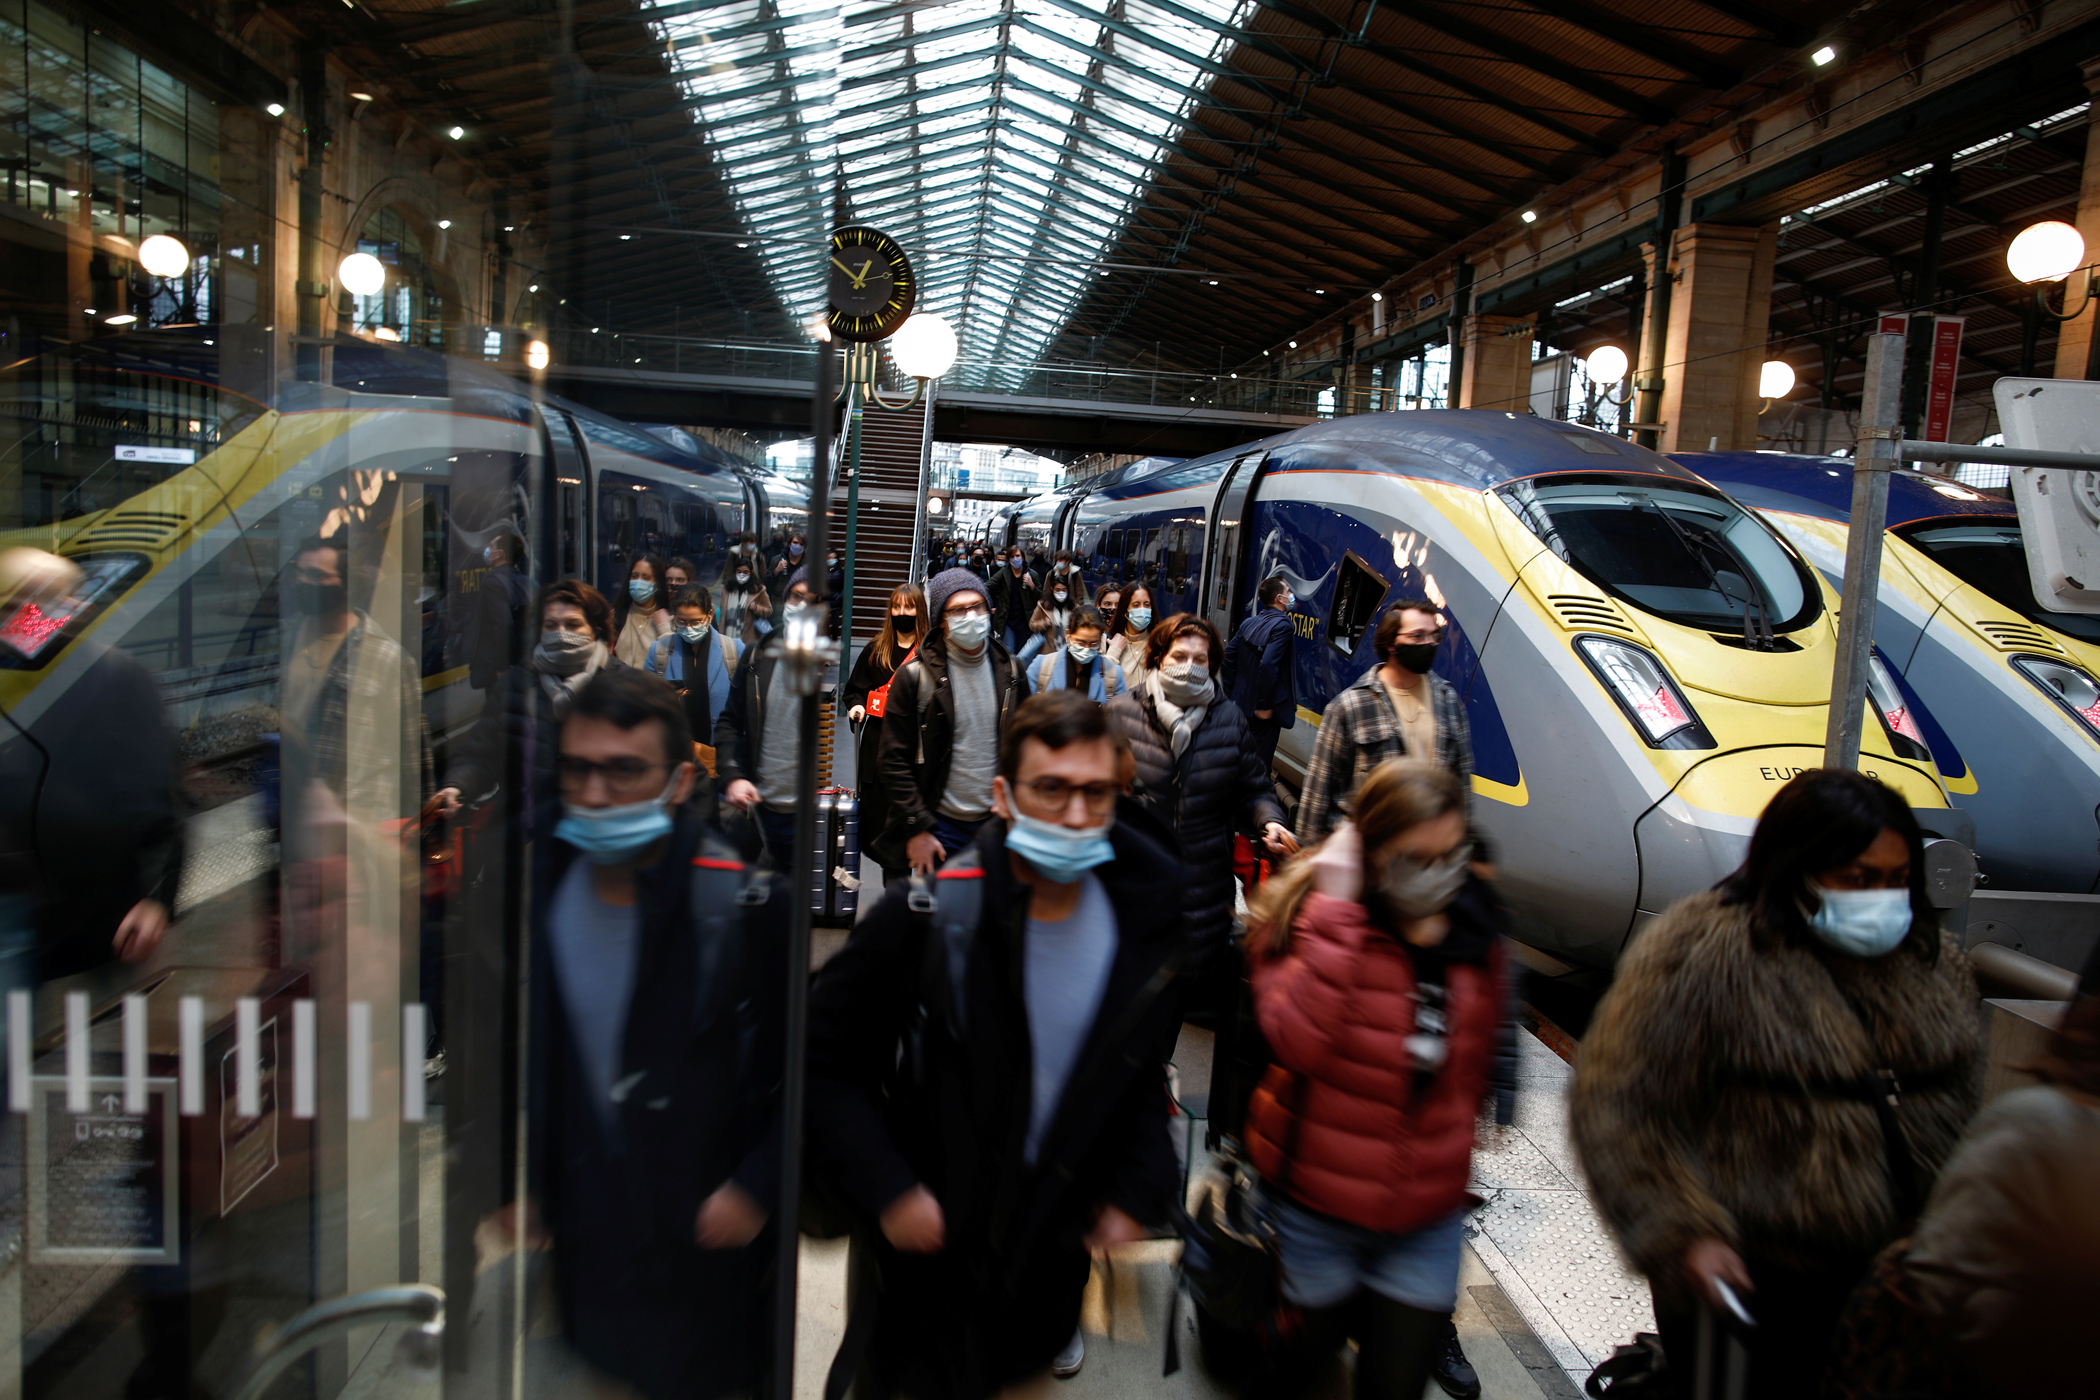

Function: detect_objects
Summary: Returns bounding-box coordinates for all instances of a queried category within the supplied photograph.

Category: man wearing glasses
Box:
[530,665,786,1400]
[878,568,1027,877]
[809,690,1188,1397]
[1295,598,1476,847]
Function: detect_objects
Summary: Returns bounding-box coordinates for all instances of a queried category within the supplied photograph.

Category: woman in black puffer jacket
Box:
[1105,613,1298,1010]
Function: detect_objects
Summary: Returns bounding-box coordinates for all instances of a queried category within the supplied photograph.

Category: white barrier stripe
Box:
[402,1004,426,1123]
[65,993,88,1113]
[8,990,29,1113]
[347,1001,371,1121]
[236,997,261,1119]
[293,1000,316,1119]
[180,996,204,1116]
[123,996,147,1114]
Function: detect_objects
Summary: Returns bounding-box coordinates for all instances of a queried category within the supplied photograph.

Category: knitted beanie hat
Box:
[924,566,988,625]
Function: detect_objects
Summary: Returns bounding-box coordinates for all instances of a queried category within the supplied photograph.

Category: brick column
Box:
[1657,221,1778,453]
[2053,58,2100,379]
[1457,313,1533,411]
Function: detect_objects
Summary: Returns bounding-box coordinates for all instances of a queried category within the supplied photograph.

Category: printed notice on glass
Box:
[221,1017,280,1215]
[28,1075,179,1265]
[114,445,196,464]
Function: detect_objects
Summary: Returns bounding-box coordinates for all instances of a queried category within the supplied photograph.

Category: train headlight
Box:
[1866,655,1932,761]
[2011,655,2100,737]
[1574,636,1714,748]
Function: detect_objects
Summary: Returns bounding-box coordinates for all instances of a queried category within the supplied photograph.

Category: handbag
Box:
[863,645,917,719]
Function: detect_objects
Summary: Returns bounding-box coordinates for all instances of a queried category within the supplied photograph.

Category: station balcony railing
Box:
[538,327,1344,419]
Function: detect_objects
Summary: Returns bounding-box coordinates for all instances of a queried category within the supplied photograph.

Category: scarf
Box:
[535,639,609,720]
[1148,668,1213,759]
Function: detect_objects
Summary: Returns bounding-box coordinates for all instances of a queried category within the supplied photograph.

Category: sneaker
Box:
[1431,1322,1480,1400]
[423,1049,447,1081]
[1051,1328,1085,1378]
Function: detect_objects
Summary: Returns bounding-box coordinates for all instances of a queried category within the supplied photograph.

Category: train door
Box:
[1202,449,1268,640]
[547,410,591,580]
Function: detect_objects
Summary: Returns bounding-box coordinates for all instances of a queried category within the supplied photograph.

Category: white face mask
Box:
[1805,887,1912,958]
[1067,641,1098,664]
[676,621,709,643]
[947,612,992,650]
[1052,589,1068,604]
[1380,850,1468,919]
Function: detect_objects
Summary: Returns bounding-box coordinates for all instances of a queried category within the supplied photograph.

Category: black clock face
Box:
[826,225,915,342]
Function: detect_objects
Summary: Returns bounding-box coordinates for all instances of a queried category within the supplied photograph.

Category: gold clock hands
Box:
[852,258,874,288]
[830,257,861,280]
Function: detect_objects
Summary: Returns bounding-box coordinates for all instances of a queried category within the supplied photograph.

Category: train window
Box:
[1107,530,1124,578]
[1328,552,1387,658]
[1141,528,1161,585]
[1500,476,1821,634]
[559,483,581,576]
[1896,520,2100,645]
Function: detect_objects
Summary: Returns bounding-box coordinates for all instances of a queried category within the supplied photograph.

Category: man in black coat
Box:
[524,666,786,1400]
[808,691,1190,1400]
[1220,575,1298,772]
[986,548,1039,654]
[464,528,532,689]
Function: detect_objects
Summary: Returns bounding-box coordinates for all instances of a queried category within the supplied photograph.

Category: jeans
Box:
[1269,1195,1466,1312]
[755,805,799,867]
[926,813,985,866]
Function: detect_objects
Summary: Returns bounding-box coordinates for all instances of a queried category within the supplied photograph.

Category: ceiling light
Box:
[448,126,465,140]
[528,283,539,292]
[104,313,137,326]
[620,234,633,241]
[83,307,96,315]
[138,234,190,278]
[265,103,285,117]
[1230,372,1237,379]
[338,251,387,296]
[1315,288,1325,294]
[1208,279,1219,286]
[527,340,551,370]
[891,312,959,380]
[1759,360,1796,399]
[1288,340,1298,349]
[2008,220,2085,283]
[350,91,373,102]
[1521,210,1538,223]
[1811,45,1837,66]
[437,219,451,230]
[1586,345,1629,382]
[737,242,750,249]
[1371,292,1383,302]
[504,225,514,232]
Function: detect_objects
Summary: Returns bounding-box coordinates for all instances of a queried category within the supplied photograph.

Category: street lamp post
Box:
[835,313,957,643]
[2007,220,2100,378]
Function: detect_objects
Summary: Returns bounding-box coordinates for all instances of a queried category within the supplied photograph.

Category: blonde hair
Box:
[1247,759,1465,958]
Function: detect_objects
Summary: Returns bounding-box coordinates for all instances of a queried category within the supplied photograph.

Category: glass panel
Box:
[1897,519,2100,644]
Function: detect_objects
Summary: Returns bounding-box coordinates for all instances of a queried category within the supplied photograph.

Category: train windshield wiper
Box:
[1628,494,1776,649]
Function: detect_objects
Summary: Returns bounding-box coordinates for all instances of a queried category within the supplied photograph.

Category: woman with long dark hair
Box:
[1105,582,1157,690]
[840,583,926,888]
[1240,759,1509,1400]
[1572,768,1981,1398]
[614,553,672,667]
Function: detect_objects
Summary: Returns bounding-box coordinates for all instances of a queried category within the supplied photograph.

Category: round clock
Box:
[826,225,916,342]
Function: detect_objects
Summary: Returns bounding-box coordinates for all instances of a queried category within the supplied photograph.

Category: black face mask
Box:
[1390,642,1438,676]
[294,581,349,616]
[892,614,918,637]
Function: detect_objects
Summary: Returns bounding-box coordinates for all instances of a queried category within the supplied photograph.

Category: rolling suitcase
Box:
[812,787,862,927]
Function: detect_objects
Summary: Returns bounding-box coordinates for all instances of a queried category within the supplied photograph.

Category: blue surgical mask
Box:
[483,544,498,565]
[790,543,804,558]
[1128,607,1152,630]
[1067,641,1098,664]
[629,578,655,604]
[947,612,991,650]
[676,621,709,643]
[1005,810,1114,885]
[1805,887,1913,958]
[555,778,678,864]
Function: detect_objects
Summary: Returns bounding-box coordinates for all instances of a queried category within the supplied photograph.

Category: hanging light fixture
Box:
[138,234,190,278]
[338,252,387,297]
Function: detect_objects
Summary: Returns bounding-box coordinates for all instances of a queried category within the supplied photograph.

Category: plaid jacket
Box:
[289,613,434,822]
[1294,665,1473,844]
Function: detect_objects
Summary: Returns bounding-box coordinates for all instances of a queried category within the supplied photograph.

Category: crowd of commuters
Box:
[10,512,2086,1400]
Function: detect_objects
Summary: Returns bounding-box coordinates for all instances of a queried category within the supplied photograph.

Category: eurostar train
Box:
[0,328,765,770]
[999,412,1957,968]
[1680,450,2100,894]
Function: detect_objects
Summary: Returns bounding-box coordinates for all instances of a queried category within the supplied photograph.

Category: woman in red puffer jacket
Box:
[1242,758,1509,1400]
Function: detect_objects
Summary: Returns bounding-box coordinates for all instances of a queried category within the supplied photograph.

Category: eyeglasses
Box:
[944,602,989,619]
[1394,628,1444,645]
[557,756,671,797]
[1018,776,1118,816]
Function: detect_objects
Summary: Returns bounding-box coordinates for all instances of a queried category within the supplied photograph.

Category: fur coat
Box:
[1570,891,1980,1297]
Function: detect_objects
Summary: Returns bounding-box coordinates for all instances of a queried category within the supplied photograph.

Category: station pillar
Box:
[1457,313,1534,412]
[1654,221,1778,452]
[2053,57,2100,379]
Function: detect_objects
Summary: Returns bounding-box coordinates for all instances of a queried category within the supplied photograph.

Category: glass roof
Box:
[642,0,1250,388]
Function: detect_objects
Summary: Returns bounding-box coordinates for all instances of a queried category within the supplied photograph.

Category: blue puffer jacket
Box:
[1104,685,1287,954]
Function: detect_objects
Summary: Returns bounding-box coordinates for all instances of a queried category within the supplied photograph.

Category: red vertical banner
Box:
[1923,315,1965,442]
